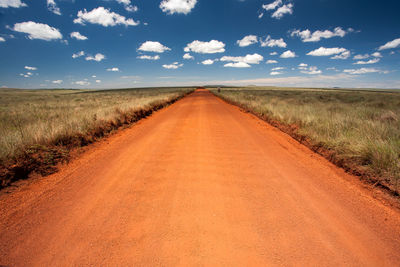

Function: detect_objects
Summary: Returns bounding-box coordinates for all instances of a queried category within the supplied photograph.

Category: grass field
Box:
[212,87,400,193]
[0,87,193,187]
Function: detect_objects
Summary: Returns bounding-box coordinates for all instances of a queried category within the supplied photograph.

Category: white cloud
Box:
[270,71,282,75]
[72,51,85,58]
[160,0,197,15]
[260,35,287,48]
[86,53,105,62]
[220,53,264,65]
[224,62,251,68]
[260,0,293,19]
[237,35,258,47]
[262,0,282,11]
[0,37,5,42]
[70,31,88,40]
[13,21,62,41]
[96,80,101,83]
[371,52,382,58]
[300,66,322,75]
[202,59,214,65]
[74,7,139,27]
[270,52,278,56]
[271,67,284,71]
[353,54,369,60]
[138,41,171,53]
[378,38,400,50]
[183,53,194,59]
[116,0,138,12]
[74,80,90,86]
[290,27,349,42]
[52,80,62,84]
[266,60,278,64]
[272,3,293,19]
[353,58,380,65]
[307,47,350,59]
[331,50,350,59]
[184,40,225,54]
[163,62,183,69]
[107,67,120,72]
[24,66,37,70]
[298,63,308,67]
[280,50,296,58]
[343,68,389,75]
[0,0,26,8]
[137,55,160,60]
[47,0,61,15]
[92,75,96,78]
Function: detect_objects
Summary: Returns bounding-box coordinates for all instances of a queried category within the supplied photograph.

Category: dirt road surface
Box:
[1,89,400,266]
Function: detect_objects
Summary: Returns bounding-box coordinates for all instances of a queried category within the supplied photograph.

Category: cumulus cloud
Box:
[0,0,26,8]
[262,0,282,10]
[74,7,139,27]
[353,58,380,65]
[378,38,400,50]
[96,80,101,83]
[86,53,105,62]
[260,35,287,48]
[47,0,61,15]
[266,60,278,64]
[353,54,369,60]
[107,67,120,71]
[73,80,90,86]
[300,66,322,75]
[307,47,350,59]
[163,62,183,69]
[20,71,33,78]
[224,62,251,68]
[137,55,160,60]
[237,35,258,47]
[0,37,5,42]
[280,50,296,58]
[160,0,197,15]
[261,0,293,19]
[371,52,382,58]
[270,52,278,56]
[202,59,214,65]
[70,31,87,40]
[13,21,62,41]
[72,51,85,58]
[271,67,284,71]
[220,53,264,65]
[272,3,293,19]
[343,68,386,75]
[24,66,37,70]
[116,0,138,12]
[183,53,194,59]
[290,27,349,42]
[52,80,63,84]
[184,40,225,54]
[138,41,171,53]
[270,71,282,75]
[331,50,350,59]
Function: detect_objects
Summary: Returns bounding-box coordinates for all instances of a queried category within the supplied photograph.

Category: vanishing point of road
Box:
[1,89,400,266]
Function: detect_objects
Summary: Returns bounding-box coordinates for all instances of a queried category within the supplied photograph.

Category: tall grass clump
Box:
[213,87,400,193]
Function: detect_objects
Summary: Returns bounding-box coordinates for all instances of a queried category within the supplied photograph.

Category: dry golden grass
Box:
[213,87,400,193]
[0,87,192,175]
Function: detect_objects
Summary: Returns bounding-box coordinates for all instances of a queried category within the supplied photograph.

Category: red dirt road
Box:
[1,89,400,266]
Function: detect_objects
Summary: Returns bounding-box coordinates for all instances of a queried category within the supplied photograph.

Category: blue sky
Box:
[0,0,399,89]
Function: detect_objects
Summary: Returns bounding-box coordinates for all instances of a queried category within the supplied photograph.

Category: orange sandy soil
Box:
[1,89,400,266]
